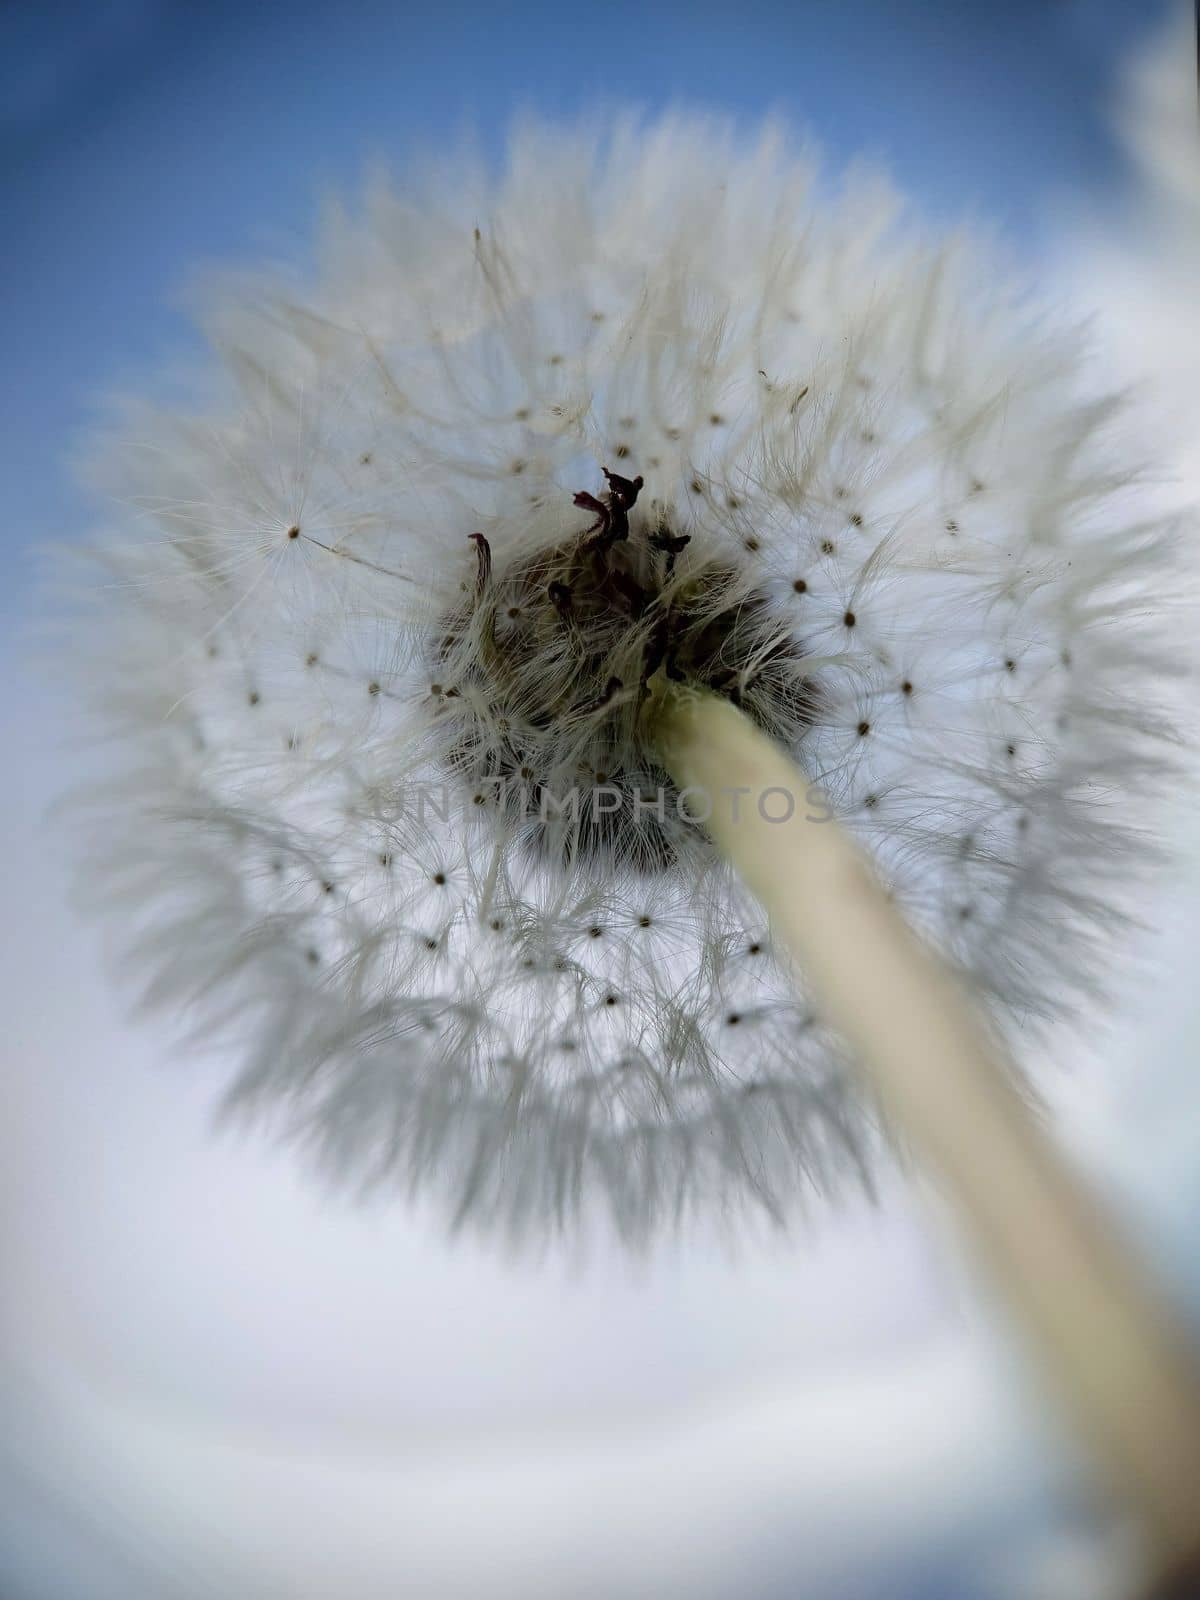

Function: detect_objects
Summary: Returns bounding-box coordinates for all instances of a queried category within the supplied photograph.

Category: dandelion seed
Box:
[58,112,1185,1250]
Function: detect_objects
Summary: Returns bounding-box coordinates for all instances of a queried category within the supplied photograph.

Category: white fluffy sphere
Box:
[67,116,1182,1244]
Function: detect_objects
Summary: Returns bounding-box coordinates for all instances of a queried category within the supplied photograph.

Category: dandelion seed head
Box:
[61,114,1187,1246]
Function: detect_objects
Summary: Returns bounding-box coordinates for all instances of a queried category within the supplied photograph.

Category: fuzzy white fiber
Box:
[65,115,1187,1244]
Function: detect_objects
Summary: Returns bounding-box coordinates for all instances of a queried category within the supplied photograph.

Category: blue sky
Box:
[0,0,1174,622]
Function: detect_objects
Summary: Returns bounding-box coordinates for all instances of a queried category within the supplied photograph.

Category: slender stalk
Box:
[647,680,1200,1592]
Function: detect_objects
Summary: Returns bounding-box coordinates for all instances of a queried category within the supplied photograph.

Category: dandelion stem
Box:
[648,680,1200,1594]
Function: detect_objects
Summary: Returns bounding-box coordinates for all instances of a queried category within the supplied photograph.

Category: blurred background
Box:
[2,2,1198,1596]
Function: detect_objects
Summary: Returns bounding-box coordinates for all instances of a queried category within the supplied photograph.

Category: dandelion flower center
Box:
[431,466,816,869]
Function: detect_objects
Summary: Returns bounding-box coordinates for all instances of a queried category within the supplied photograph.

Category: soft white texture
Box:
[68,115,1185,1244]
